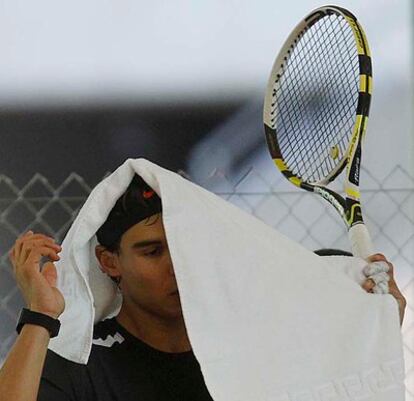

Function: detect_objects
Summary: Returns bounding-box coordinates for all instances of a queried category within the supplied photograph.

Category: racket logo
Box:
[354,159,360,182]
[314,187,345,218]
[347,17,364,50]
[348,146,362,186]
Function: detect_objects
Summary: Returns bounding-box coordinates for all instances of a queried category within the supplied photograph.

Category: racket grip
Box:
[348,224,374,258]
[348,224,390,294]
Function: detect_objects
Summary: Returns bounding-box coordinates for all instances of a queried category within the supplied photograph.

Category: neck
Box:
[115,300,192,353]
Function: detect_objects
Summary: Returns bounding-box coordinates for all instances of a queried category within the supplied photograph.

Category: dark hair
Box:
[314,248,353,257]
[96,174,162,284]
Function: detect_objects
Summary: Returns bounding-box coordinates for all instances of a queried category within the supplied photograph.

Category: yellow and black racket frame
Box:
[263,5,372,230]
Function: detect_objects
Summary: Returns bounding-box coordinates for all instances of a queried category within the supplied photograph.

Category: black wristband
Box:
[16,308,61,338]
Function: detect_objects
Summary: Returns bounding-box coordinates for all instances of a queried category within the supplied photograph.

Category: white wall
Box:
[0,2,410,100]
[0,1,412,172]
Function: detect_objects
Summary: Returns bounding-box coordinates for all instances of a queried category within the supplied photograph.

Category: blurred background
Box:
[0,0,413,397]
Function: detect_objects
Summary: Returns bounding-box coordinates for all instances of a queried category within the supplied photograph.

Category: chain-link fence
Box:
[0,166,413,399]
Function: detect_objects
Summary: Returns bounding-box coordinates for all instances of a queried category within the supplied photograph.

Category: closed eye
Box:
[143,246,162,257]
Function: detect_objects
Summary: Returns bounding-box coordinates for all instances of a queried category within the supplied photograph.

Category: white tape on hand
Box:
[366,272,390,285]
[372,281,389,294]
[363,262,389,276]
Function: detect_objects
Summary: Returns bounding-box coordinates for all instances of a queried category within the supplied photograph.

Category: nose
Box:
[166,249,175,276]
[168,263,175,276]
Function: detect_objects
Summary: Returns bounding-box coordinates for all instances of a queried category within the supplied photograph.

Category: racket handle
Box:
[348,224,389,294]
[348,223,374,258]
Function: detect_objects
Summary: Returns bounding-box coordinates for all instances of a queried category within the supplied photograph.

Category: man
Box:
[0,175,406,401]
[1,175,214,401]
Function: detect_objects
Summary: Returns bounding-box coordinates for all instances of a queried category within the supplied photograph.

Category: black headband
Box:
[96,176,162,249]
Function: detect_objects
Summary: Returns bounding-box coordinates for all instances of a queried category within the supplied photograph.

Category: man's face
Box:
[113,213,182,320]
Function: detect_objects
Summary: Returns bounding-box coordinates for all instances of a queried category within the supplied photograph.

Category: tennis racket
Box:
[263,5,389,293]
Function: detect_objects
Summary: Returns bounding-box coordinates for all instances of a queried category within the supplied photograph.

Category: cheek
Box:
[118,257,143,289]
[121,257,166,295]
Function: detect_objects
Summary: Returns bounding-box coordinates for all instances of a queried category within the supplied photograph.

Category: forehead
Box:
[120,213,166,244]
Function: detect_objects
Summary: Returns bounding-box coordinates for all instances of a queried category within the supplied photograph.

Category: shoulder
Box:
[40,318,121,397]
[41,348,84,398]
[43,348,82,377]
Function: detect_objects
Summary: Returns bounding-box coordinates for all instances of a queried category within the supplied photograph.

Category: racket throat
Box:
[345,198,365,227]
[313,186,346,220]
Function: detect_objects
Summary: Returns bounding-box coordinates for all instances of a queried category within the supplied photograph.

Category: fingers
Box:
[41,261,58,287]
[362,253,393,294]
[9,230,32,263]
[366,253,387,263]
[8,232,66,319]
[363,260,389,276]
[361,254,407,325]
[25,245,61,265]
[364,253,390,275]
[19,238,61,265]
[372,281,389,294]
[362,277,375,292]
[361,276,389,294]
[9,231,62,274]
[368,271,390,285]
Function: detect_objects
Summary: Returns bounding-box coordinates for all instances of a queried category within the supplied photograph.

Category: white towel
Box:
[49,158,406,400]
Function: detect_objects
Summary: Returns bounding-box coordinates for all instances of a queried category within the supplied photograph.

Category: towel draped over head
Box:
[95,174,162,249]
[49,158,405,401]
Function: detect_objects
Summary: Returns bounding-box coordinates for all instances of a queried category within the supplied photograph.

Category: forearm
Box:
[0,324,50,401]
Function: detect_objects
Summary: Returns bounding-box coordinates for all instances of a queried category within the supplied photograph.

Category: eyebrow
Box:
[130,239,163,250]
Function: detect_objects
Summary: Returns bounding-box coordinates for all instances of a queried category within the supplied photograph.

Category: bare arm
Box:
[0,325,51,401]
[0,231,64,401]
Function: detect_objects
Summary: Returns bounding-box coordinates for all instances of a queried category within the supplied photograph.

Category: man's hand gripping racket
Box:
[262,5,390,294]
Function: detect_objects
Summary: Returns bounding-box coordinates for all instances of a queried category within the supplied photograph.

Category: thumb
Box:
[41,261,58,287]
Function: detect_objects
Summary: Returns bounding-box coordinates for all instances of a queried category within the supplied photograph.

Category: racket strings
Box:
[271,13,360,183]
[278,34,350,170]
[280,18,356,176]
[278,19,357,180]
